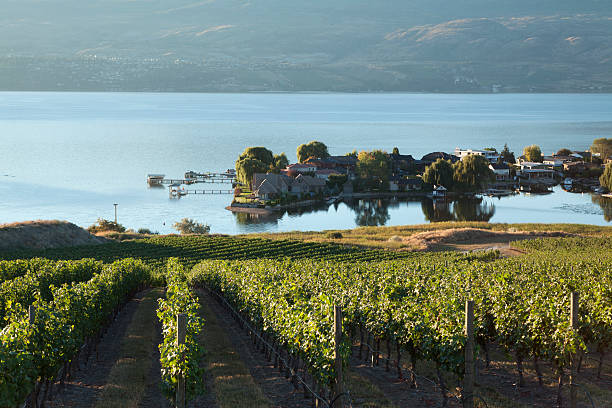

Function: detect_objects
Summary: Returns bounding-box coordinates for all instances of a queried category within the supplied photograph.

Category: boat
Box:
[169,183,188,197]
[484,188,515,197]
[147,174,165,186]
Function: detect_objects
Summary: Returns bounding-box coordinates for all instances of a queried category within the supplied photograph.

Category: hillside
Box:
[0,1,611,92]
[0,220,109,250]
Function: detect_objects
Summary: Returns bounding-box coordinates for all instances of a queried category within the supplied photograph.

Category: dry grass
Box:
[93,288,164,408]
[239,222,612,251]
[197,293,271,408]
[0,220,109,250]
[346,370,398,407]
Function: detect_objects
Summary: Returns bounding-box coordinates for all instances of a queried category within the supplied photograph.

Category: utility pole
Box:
[114,203,118,224]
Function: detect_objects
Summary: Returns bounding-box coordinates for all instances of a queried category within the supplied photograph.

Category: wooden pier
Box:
[169,188,234,198]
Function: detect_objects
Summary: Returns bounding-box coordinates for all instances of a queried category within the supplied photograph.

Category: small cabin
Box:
[432,185,448,198]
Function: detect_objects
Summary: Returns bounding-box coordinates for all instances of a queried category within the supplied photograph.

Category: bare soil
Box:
[0,220,109,250]
[396,228,574,254]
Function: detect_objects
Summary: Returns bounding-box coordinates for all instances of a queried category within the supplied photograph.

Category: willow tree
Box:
[422,158,454,189]
[591,138,612,162]
[235,146,274,188]
[452,154,495,192]
[600,163,612,192]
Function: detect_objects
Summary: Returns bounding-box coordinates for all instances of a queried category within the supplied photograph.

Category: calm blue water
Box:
[1,92,611,234]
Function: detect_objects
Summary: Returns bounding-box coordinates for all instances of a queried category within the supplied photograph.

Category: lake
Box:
[0,92,611,234]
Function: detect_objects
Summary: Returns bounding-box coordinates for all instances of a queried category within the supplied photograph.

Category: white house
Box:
[489,162,511,181]
[432,185,448,198]
[285,163,318,174]
[454,147,499,163]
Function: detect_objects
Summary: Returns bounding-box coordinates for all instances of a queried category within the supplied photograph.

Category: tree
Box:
[235,146,276,187]
[523,145,543,162]
[600,164,612,191]
[235,156,269,188]
[238,146,274,165]
[327,173,348,190]
[357,150,391,190]
[557,148,572,156]
[296,141,330,163]
[452,155,495,192]
[500,144,515,163]
[591,138,612,162]
[484,147,497,152]
[87,218,126,234]
[173,218,210,234]
[392,147,400,155]
[271,153,289,173]
[345,150,357,157]
[422,158,454,189]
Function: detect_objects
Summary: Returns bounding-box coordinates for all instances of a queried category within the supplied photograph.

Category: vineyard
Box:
[0,234,610,407]
[0,235,420,267]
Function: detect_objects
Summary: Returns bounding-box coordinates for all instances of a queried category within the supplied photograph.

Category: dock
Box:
[155,178,236,185]
[169,188,234,198]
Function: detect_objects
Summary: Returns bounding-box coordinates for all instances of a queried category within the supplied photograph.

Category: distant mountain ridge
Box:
[0,1,611,92]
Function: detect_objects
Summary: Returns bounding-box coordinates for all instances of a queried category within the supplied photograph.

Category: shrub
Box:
[327,231,343,239]
[173,218,210,235]
[87,218,126,234]
[137,228,157,235]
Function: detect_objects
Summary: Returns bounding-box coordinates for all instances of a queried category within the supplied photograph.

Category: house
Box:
[254,179,280,200]
[295,174,326,194]
[389,153,415,175]
[454,148,499,163]
[406,178,423,191]
[542,156,565,169]
[417,152,460,172]
[489,162,511,181]
[285,163,318,174]
[306,156,358,172]
[432,185,448,198]
[314,169,341,181]
[563,161,587,175]
[252,173,294,193]
[390,176,423,191]
[520,162,548,171]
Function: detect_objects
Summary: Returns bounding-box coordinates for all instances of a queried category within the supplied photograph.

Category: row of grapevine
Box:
[157,259,205,406]
[0,258,104,327]
[0,235,419,268]
[188,252,612,402]
[0,259,151,407]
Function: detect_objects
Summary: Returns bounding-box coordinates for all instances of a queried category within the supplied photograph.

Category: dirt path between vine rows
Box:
[46,290,157,408]
[200,290,309,408]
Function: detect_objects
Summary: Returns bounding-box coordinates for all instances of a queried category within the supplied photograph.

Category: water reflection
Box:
[348,199,391,227]
[232,196,497,228]
[422,197,495,222]
[592,195,612,222]
[233,211,280,226]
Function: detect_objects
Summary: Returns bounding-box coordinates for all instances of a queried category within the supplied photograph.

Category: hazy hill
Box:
[0,0,610,92]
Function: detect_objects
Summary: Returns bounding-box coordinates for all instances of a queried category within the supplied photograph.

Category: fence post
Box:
[28,305,36,324]
[463,300,474,408]
[332,306,344,408]
[176,313,187,408]
[570,292,579,408]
